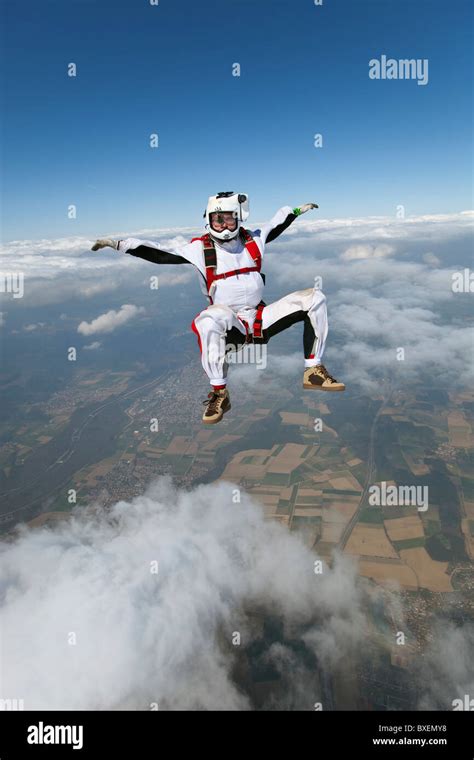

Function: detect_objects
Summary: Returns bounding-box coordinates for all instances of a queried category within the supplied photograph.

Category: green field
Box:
[394,537,426,550]
[358,507,384,524]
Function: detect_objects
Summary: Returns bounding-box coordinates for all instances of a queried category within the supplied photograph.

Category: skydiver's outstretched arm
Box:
[259,203,319,244]
[118,238,190,265]
[91,237,199,267]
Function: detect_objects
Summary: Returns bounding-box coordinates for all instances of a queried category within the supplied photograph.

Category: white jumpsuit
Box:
[118,207,328,387]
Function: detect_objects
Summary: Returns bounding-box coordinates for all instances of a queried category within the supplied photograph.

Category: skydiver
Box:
[92,192,345,424]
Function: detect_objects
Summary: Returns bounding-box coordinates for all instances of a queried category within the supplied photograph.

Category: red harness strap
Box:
[253,300,265,340]
[213,265,259,281]
[238,301,266,343]
[191,228,263,301]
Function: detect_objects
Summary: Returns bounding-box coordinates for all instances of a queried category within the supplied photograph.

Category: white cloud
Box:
[83,341,102,350]
[0,233,197,308]
[417,622,474,709]
[1,477,467,710]
[273,210,474,245]
[341,243,394,261]
[422,252,441,267]
[78,304,145,336]
[0,477,366,710]
[23,322,46,332]
[1,211,471,308]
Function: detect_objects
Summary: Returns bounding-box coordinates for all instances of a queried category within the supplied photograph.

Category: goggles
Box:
[209,211,238,231]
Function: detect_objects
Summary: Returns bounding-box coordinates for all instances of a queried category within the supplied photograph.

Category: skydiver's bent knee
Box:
[291,287,326,312]
[193,304,235,332]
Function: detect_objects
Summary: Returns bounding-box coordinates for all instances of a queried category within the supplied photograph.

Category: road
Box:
[339,383,393,550]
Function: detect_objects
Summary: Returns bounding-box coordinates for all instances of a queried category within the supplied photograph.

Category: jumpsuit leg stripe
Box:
[260,287,328,365]
[260,309,317,358]
[191,319,203,354]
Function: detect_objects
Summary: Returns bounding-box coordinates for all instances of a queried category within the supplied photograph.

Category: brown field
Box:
[345,524,398,559]
[260,504,280,517]
[399,547,453,592]
[271,515,290,526]
[384,515,425,541]
[311,469,334,483]
[321,522,345,543]
[329,474,362,491]
[165,436,192,455]
[464,500,474,519]
[16,443,31,454]
[254,493,280,517]
[27,511,71,528]
[222,460,267,481]
[293,508,322,518]
[255,493,280,506]
[461,518,474,560]
[448,411,472,447]
[451,391,474,402]
[195,430,213,442]
[293,498,321,510]
[330,501,359,520]
[250,485,285,495]
[357,558,418,590]
[265,443,308,474]
[279,412,311,426]
[297,488,323,500]
[312,501,357,549]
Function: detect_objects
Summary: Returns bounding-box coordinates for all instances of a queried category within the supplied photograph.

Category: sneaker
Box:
[202,388,231,424]
[303,364,345,391]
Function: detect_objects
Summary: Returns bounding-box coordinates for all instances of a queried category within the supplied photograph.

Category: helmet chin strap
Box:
[208,225,240,243]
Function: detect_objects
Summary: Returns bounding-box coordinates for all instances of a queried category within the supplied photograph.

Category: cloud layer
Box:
[0,477,366,710]
[1,476,471,710]
[1,210,473,389]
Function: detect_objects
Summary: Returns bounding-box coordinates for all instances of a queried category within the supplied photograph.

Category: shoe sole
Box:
[202,403,232,424]
[303,384,345,392]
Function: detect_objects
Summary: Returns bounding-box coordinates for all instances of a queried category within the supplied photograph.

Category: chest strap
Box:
[191,228,263,301]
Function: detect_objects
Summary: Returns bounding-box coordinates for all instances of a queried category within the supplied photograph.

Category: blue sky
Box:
[1,0,472,241]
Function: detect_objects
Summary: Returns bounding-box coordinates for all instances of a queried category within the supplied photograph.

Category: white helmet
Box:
[204,191,250,241]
